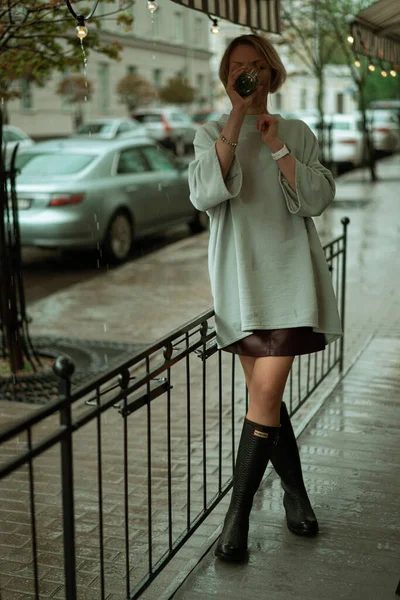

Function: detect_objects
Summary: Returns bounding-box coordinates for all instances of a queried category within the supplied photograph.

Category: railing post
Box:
[339,217,350,373]
[54,356,77,600]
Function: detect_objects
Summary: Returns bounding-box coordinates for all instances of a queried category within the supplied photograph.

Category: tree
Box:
[116,74,156,114]
[280,0,379,180]
[57,74,93,129]
[364,68,400,107]
[159,75,195,105]
[279,0,341,131]
[0,0,133,122]
[317,0,379,180]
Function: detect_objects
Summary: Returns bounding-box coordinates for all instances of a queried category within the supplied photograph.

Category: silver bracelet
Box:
[219,133,238,153]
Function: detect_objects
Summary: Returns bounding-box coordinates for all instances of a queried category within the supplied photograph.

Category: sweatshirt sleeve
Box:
[188,123,243,213]
[279,122,335,217]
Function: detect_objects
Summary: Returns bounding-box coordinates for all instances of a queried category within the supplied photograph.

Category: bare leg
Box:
[239,354,295,426]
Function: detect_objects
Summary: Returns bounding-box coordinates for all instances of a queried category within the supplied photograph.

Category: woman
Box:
[188,34,343,562]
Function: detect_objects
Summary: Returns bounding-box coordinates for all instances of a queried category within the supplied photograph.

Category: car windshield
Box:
[76,122,114,135]
[134,114,161,123]
[16,153,97,176]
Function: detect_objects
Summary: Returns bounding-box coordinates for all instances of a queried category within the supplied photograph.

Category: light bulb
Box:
[76,24,88,39]
[390,69,396,77]
[347,35,354,44]
[211,19,219,34]
[147,0,158,12]
[368,63,375,71]
[354,59,361,68]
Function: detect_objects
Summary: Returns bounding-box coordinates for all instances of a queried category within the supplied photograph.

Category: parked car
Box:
[193,111,222,125]
[299,114,363,167]
[74,118,148,140]
[367,109,400,153]
[133,107,197,155]
[192,110,221,125]
[14,137,206,263]
[2,125,35,165]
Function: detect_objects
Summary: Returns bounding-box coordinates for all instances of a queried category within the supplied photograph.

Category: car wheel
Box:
[175,137,185,157]
[103,210,133,263]
[188,211,209,234]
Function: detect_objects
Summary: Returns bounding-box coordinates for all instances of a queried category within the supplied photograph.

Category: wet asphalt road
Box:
[22,225,192,305]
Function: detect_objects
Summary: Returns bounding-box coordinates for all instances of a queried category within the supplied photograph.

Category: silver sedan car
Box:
[14,137,206,262]
[74,118,148,140]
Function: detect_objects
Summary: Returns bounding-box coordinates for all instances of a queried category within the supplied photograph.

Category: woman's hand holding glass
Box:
[226,66,263,113]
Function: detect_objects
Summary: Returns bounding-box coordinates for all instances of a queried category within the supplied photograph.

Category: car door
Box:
[115,146,166,234]
[141,145,191,223]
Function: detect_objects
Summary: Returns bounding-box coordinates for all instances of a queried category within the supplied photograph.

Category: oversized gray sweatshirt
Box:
[188,113,343,350]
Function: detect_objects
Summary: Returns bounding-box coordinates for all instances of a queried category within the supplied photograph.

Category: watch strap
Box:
[271,144,290,160]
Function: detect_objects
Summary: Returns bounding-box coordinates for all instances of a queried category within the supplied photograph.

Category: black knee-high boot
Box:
[269,402,318,536]
[214,418,280,562]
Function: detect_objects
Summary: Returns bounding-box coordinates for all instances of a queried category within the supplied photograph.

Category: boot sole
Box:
[214,546,248,562]
[287,521,319,537]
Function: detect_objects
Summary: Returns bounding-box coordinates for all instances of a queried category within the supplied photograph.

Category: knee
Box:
[248,379,283,410]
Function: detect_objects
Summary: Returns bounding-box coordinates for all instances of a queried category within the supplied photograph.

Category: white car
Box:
[367,109,400,153]
[299,114,363,167]
[133,107,197,156]
[2,125,35,166]
[74,118,148,140]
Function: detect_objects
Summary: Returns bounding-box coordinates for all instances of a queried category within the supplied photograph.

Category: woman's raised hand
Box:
[226,66,263,113]
[256,114,281,149]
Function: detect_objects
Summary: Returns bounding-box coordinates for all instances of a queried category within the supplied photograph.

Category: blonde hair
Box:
[219,34,286,94]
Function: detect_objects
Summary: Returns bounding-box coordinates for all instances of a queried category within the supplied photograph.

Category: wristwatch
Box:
[271,144,290,161]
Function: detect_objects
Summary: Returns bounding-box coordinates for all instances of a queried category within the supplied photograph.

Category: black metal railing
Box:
[0,217,349,600]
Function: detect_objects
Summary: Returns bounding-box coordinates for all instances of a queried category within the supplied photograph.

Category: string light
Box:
[354,55,361,68]
[211,18,219,34]
[368,62,375,72]
[147,0,158,13]
[381,69,387,77]
[76,24,88,39]
[347,35,354,44]
[66,0,100,39]
[390,69,397,77]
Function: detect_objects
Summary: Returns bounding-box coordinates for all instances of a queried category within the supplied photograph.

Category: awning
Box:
[351,0,400,65]
[169,0,281,35]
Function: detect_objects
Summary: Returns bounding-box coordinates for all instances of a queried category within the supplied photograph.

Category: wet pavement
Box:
[169,335,400,600]
[0,154,399,599]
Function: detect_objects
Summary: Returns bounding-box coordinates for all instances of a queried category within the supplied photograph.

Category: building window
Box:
[174,12,183,42]
[194,18,203,45]
[300,88,307,110]
[127,65,137,76]
[197,74,204,100]
[337,92,344,114]
[153,69,162,89]
[98,63,110,112]
[20,78,33,110]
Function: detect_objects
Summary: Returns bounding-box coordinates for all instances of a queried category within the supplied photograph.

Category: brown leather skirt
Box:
[222,327,326,357]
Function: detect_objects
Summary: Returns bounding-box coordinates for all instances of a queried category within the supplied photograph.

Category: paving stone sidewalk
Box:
[170,334,400,600]
[0,154,399,599]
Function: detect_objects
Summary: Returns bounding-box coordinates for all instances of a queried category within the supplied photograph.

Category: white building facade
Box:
[7,1,213,138]
[7,2,357,138]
